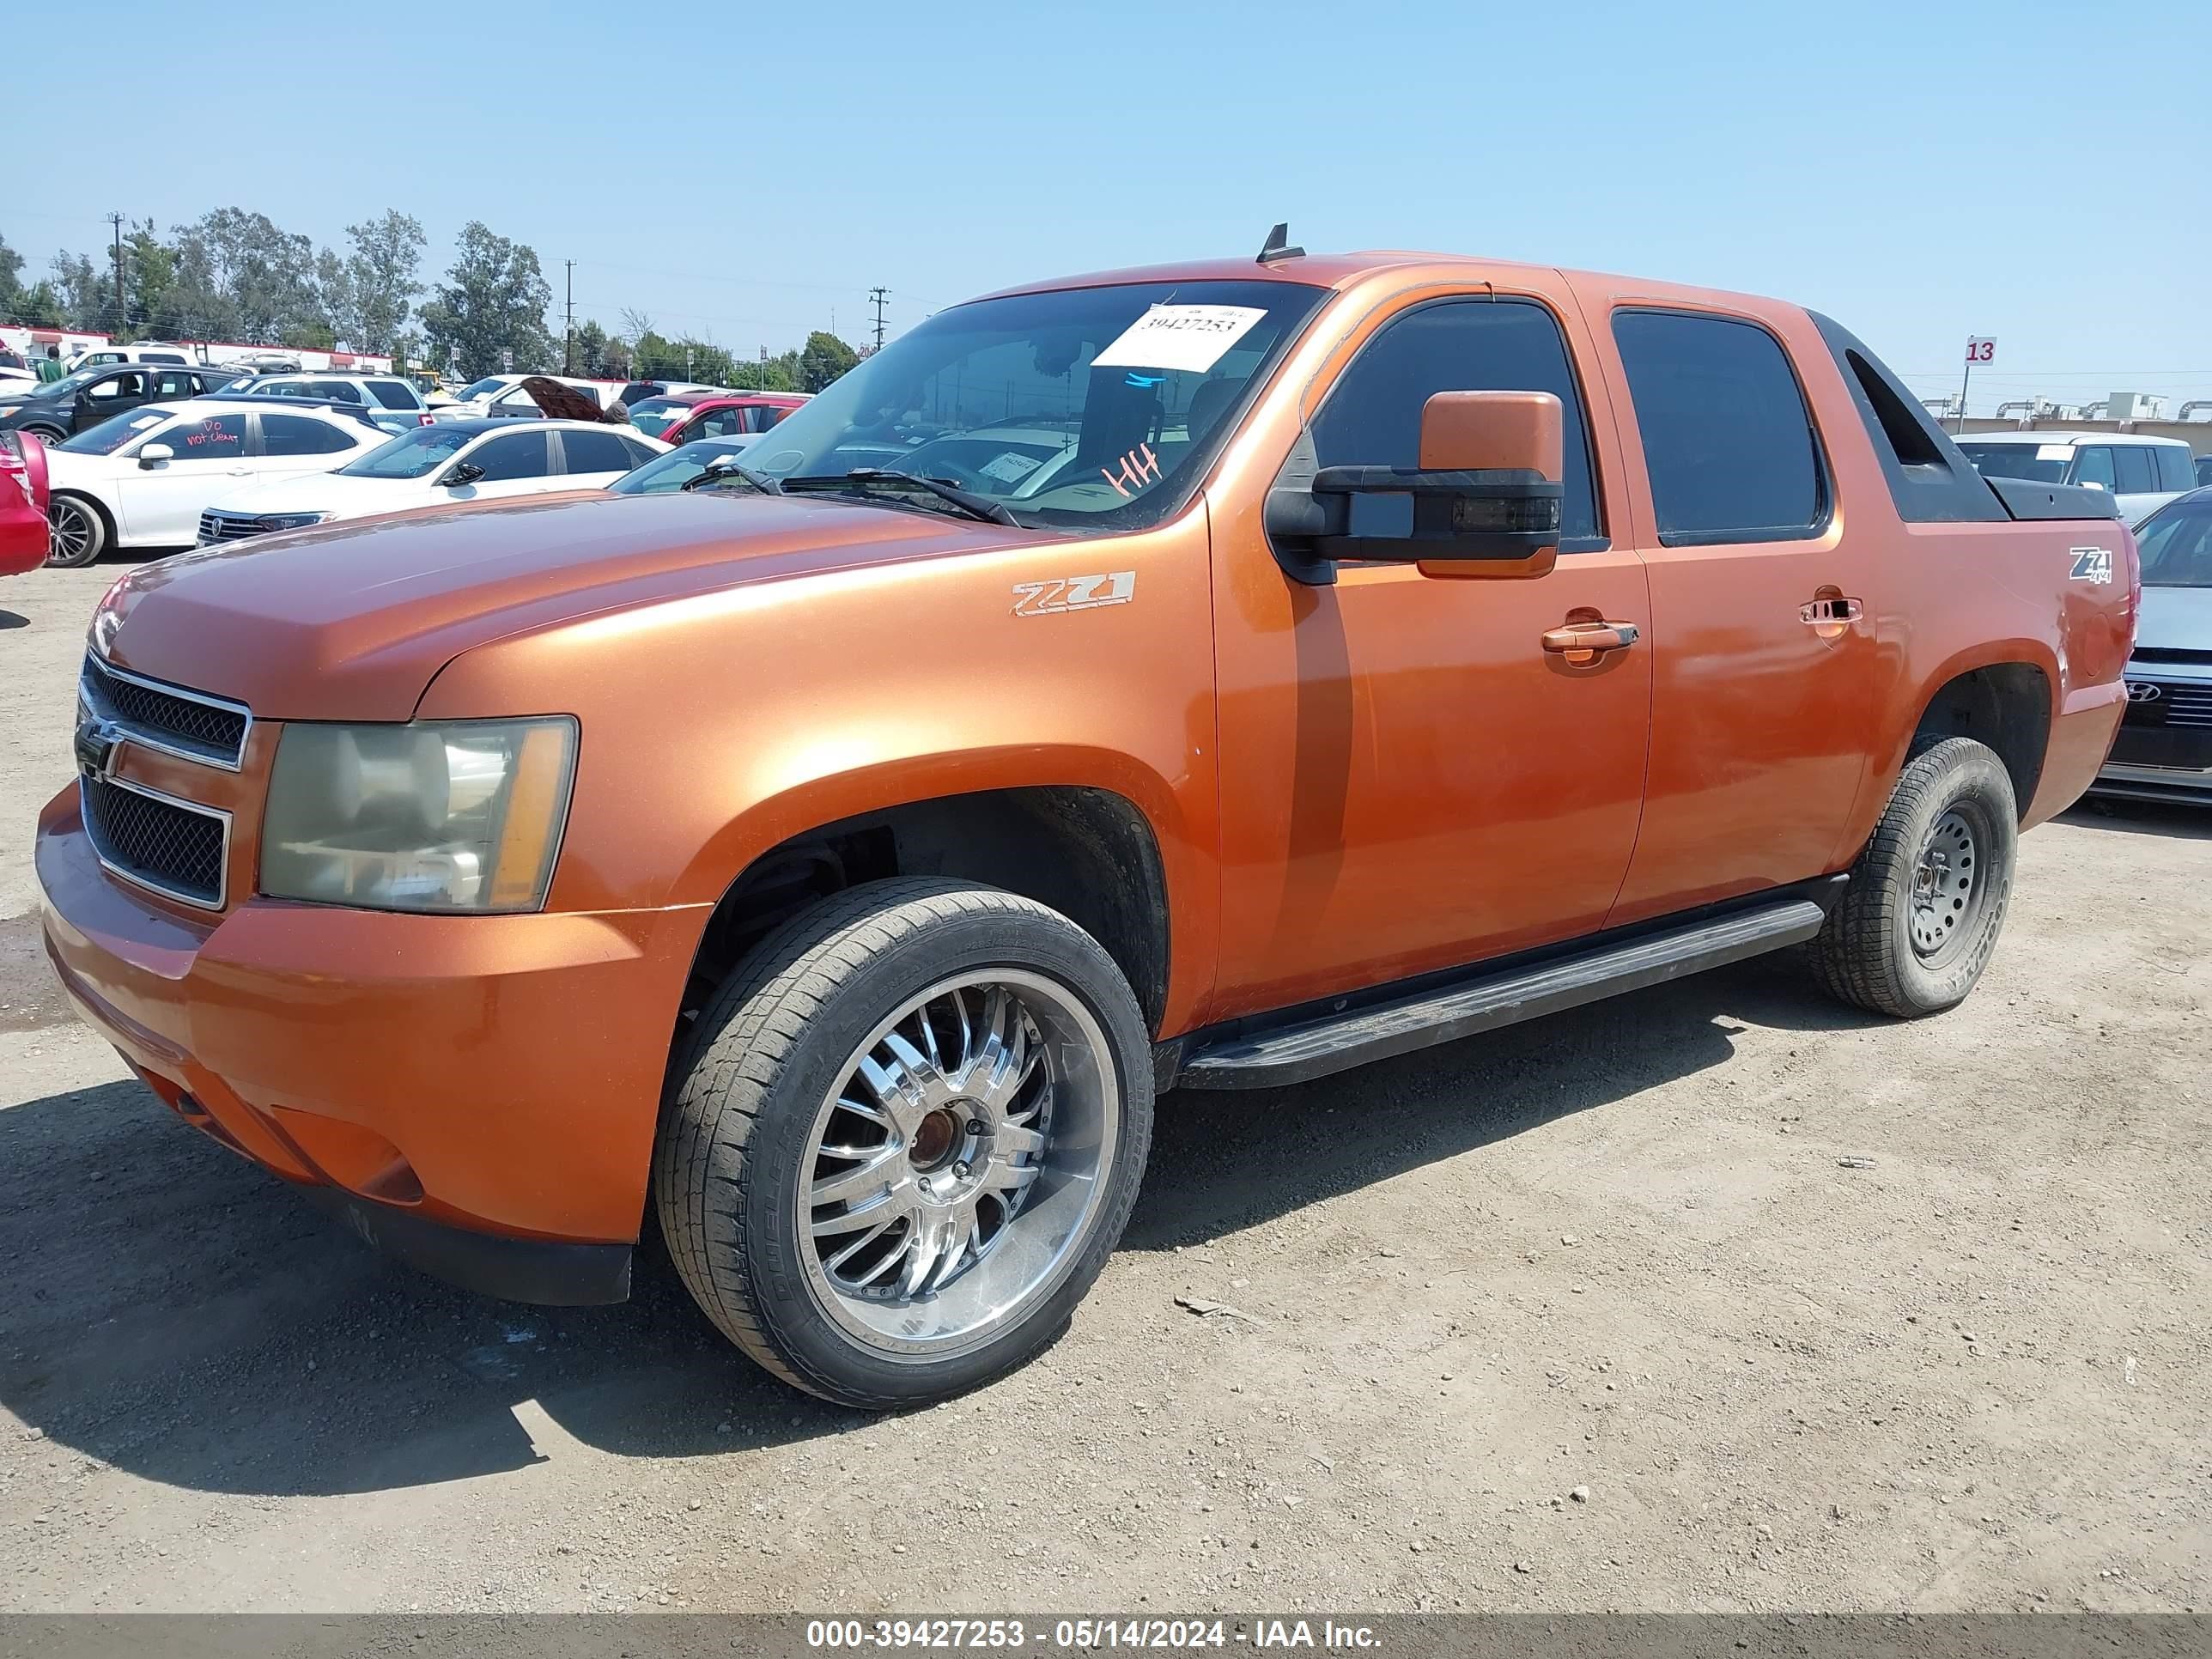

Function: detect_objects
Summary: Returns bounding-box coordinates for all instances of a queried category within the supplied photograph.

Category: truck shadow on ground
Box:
[0,954,1863,1501]
[0,609,27,631]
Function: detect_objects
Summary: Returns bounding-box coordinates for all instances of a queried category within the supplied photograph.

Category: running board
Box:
[1177,897,1828,1091]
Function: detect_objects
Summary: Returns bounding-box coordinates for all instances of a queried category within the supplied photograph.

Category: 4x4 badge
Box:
[2069,547,2113,585]
[1011,571,1136,617]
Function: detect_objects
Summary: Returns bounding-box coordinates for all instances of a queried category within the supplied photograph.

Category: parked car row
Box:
[37,397,671,566]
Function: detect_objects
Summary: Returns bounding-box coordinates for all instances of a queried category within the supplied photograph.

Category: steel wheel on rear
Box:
[800,969,1115,1359]
[1907,805,1990,968]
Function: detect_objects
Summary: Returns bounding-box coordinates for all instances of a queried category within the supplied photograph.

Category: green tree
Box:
[340,210,425,354]
[798,330,859,392]
[169,209,325,343]
[420,222,555,379]
[0,234,22,316]
[120,220,176,338]
[48,252,107,331]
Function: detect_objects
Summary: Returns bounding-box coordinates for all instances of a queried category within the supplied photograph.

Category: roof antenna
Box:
[1256,222,1304,264]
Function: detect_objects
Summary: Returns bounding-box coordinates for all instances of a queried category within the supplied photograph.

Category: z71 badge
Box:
[2069,547,2114,585]
[1011,571,1136,616]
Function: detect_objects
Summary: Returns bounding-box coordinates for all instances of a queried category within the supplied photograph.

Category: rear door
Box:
[554,426,655,487]
[1585,300,1878,925]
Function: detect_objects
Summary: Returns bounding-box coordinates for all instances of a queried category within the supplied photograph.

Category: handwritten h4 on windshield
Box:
[1100,443,1160,498]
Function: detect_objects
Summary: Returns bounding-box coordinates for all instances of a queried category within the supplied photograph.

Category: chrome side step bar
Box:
[1177,897,1828,1091]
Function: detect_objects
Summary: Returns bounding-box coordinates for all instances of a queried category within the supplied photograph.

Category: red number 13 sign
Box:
[1965,337,1996,364]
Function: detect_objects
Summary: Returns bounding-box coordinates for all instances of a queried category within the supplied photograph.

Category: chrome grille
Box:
[197,510,273,544]
[81,655,250,769]
[80,774,228,908]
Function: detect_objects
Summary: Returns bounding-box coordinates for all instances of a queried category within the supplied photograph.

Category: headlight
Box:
[257,512,326,532]
[260,717,577,913]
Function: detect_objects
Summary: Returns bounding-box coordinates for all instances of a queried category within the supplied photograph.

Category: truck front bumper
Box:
[35,784,706,1305]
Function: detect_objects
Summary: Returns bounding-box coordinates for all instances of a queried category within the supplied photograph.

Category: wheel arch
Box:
[1905,654,2055,822]
[672,769,1187,1041]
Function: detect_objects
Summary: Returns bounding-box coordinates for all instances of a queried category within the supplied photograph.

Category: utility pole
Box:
[868,287,889,354]
[564,259,576,375]
[107,212,125,338]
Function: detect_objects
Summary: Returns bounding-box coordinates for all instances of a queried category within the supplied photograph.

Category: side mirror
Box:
[1264,390,1565,584]
[442,461,485,487]
[137,443,173,469]
[2079,479,2107,491]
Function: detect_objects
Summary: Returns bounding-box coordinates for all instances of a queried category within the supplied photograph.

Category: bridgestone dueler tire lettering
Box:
[653,878,1154,1409]
[1811,737,2018,1018]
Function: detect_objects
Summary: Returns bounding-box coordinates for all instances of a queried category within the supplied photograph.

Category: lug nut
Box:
[966,1120,987,1137]
[954,1161,972,1178]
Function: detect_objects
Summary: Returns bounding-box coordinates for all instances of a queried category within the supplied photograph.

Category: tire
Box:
[46,493,107,568]
[24,426,68,447]
[655,878,1154,1409]
[1811,737,2018,1018]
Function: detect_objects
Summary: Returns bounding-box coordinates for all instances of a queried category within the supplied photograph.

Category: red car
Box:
[0,431,49,574]
[646,392,807,447]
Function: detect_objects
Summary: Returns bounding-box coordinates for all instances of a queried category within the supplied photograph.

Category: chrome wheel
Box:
[1908,805,1985,965]
[799,969,1116,1359]
[46,500,94,566]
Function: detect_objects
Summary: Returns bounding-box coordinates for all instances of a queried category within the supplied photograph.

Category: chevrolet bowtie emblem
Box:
[74,711,121,775]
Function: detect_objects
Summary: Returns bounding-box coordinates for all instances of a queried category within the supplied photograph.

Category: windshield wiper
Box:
[681,457,782,494]
[781,468,1022,526]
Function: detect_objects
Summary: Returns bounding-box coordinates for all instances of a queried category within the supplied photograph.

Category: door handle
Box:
[1800,596,1863,625]
[1540,620,1640,665]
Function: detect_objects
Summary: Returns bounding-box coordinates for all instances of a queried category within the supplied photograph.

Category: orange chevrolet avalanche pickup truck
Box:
[39,243,2136,1408]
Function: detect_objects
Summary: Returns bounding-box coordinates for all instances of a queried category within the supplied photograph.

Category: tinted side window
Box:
[1613,311,1825,545]
[2154,446,2196,491]
[1310,298,1601,544]
[694,407,742,439]
[621,435,658,466]
[468,431,550,481]
[2112,446,2159,494]
[172,413,246,458]
[560,428,641,474]
[261,412,357,456]
[2071,447,2116,489]
[153,370,198,398]
[367,380,422,410]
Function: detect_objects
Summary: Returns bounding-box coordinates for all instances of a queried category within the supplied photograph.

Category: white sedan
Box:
[196,418,667,544]
[43,399,387,567]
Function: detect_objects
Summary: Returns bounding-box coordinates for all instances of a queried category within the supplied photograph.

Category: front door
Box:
[1588,301,1878,925]
[73,369,150,434]
[117,412,252,544]
[1208,287,1653,1021]
[441,428,557,503]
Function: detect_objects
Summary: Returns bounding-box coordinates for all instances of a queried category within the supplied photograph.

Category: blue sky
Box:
[5,0,2207,413]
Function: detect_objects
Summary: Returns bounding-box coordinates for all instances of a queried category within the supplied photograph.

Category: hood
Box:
[2135,585,2212,654]
[97,490,1050,721]
[208,470,419,520]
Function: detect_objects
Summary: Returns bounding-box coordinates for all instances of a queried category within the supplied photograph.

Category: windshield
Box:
[1957,442,2070,484]
[58,408,175,456]
[24,368,104,402]
[608,437,751,495]
[337,424,478,479]
[739,279,1328,531]
[2135,499,2212,587]
[626,398,692,438]
[454,377,511,402]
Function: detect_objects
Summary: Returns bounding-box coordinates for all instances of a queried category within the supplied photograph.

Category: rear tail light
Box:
[417,412,434,426]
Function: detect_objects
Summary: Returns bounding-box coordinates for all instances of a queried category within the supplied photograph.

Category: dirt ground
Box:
[1,560,2206,1616]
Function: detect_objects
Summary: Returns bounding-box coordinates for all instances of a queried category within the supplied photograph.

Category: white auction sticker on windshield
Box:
[1092,305,1268,374]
